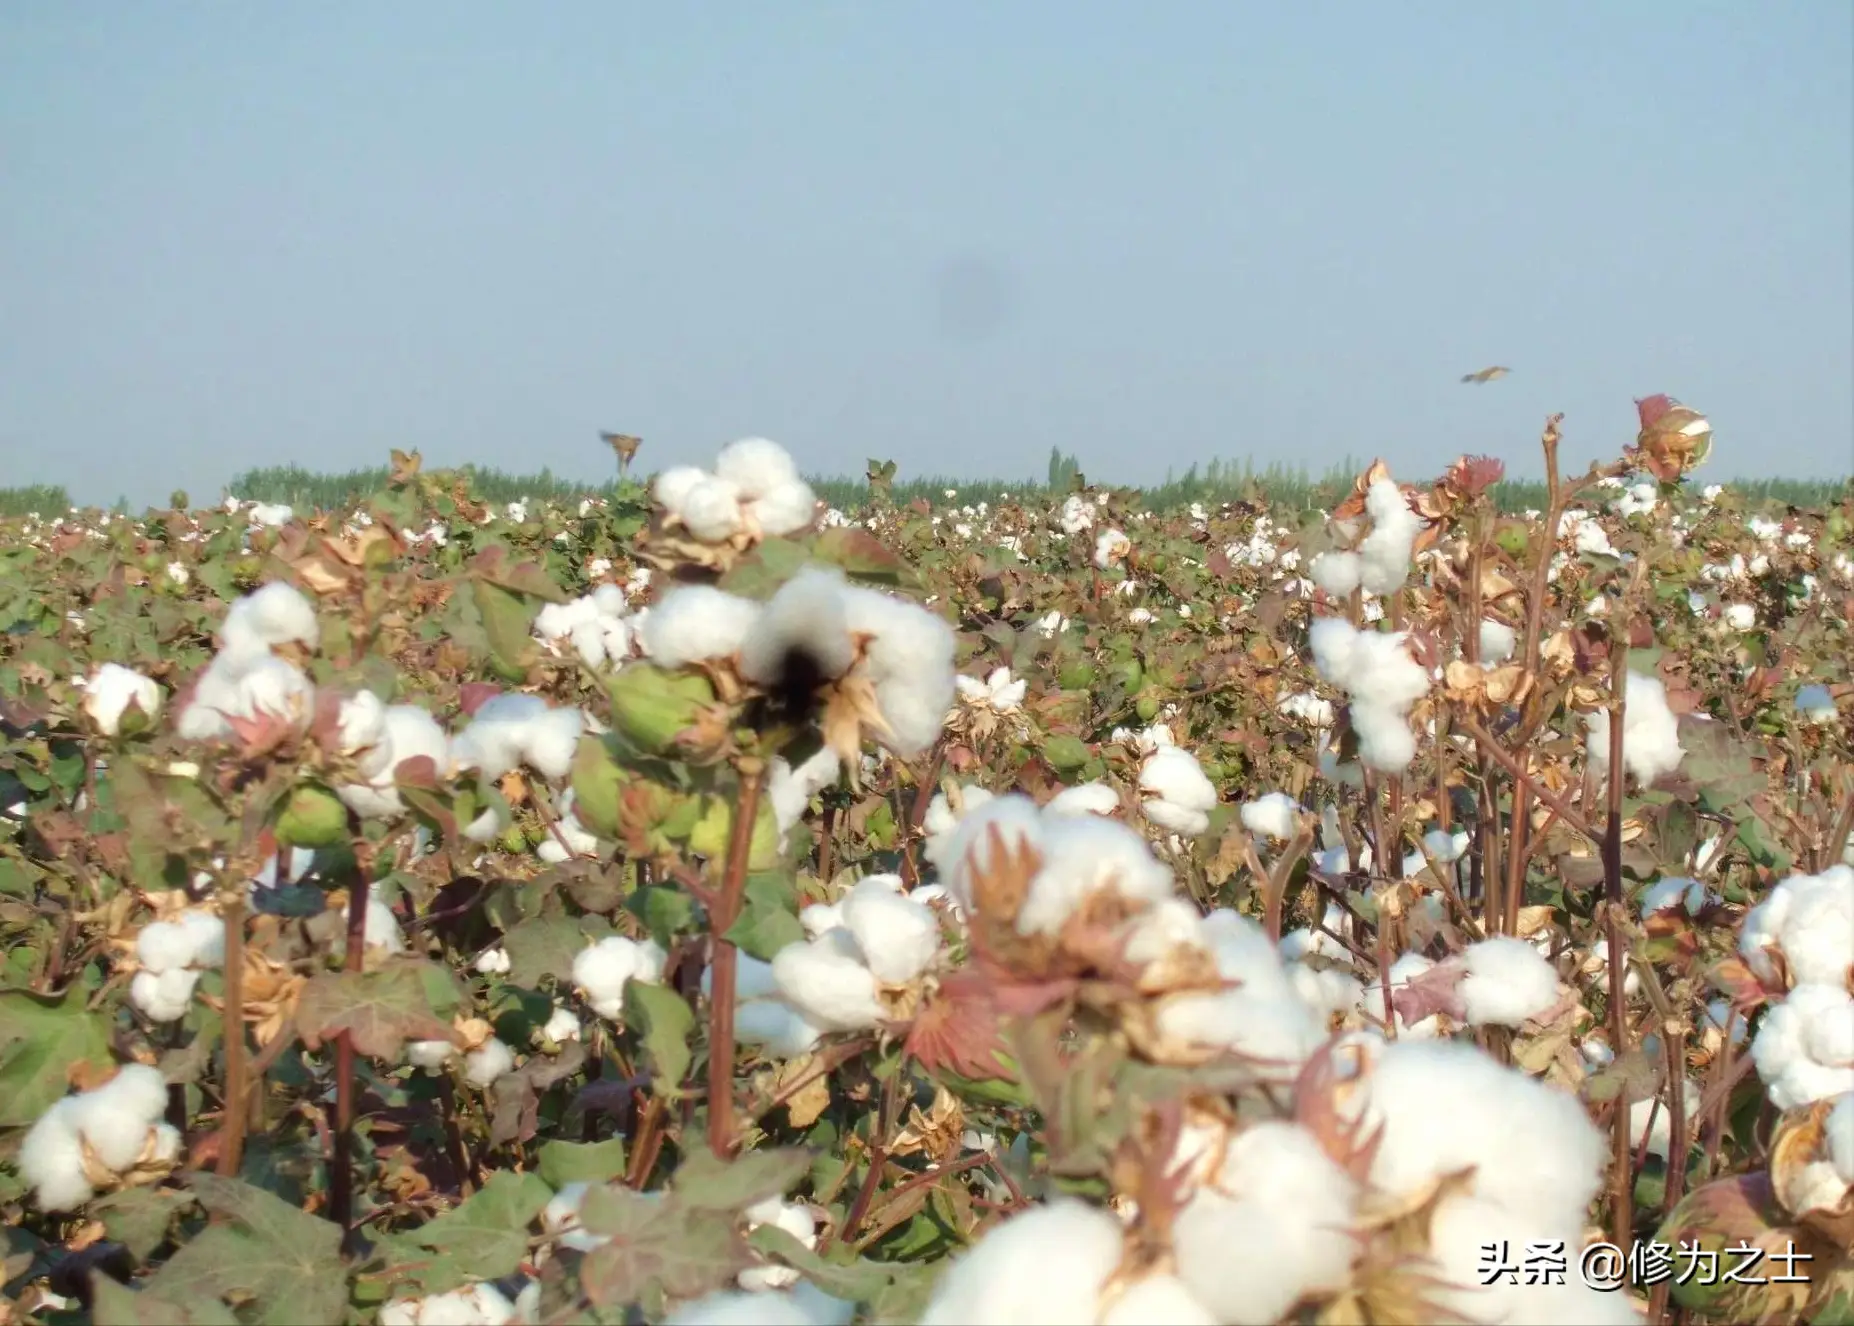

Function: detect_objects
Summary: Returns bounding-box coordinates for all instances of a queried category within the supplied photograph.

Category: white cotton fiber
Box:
[1016,815,1174,937]
[638,587,763,668]
[840,878,941,985]
[572,936,670,1021]
[1458,937,1560,1027]
[1586,671,1685,789]
[918,1199,1127,1326]
[771,929,886,1032]
[1241,792,1302,842]
[1357,477,1423,595]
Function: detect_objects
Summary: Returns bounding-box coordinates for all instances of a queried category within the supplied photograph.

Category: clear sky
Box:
[3,3,1850,508]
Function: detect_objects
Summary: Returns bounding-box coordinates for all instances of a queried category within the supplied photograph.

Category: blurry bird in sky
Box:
[1460,366,1512,384]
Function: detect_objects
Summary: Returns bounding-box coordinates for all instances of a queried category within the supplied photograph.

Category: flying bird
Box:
[1461,366,1512,384]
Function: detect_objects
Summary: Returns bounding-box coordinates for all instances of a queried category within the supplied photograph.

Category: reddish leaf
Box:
[904,974,1014,1080]
[1390,958,1468,1027]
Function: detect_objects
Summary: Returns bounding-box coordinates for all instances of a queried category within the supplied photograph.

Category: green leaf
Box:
[472,580,538,683]
[402,1170,553,1281]
[746,1224,899,1303]
[274,783,350,849]
[671,1147,815,1212]
[91,1185,197,1260]
[0,985,115,1126]
[1043,734,1090,773]
[295,962,456,1061]
[92,1276,240,1326]
[570,733,631,837]
[716,536,814,600]
[577,1188,749,1308]
[723,873,805,962]
[143,1173,346,1326]
[628,885,698,946]
[626,980,695,1092]
[812,527,915,587]
[538,1137,629,1190]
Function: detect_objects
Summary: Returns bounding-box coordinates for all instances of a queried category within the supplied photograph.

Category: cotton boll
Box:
[1099,1274,1219,1326]
[542,1182,613,1254]
[937,793,1047,914]
[750,480,820,537]
[1740,866,1854,989]
[1586,671,1685,788]
[1240,792,1302,842]
[542,1004,582,1045]
[337,689,389,755]
[840,586,958,758]
[342,704,453,819]
[1827,1093,1854,1185]
[365,899,405,954]
[1422,1194,1641,1325]
[733,998,826,1058]
[1290,963,1365,1025]
[1172,1120,1361,1324]
[1045,781,1120,817]
[1139,747,1218,837]
[840,879,941,985]
[639,586,762,668]
[573,936,670,1021]
[18,1103,94,1211]
[666,1287,847,1326]
[521,705,583,781]
[771,930,885,1032]
[1459,937,1561,1027]
[736,1196,818,1291]
[1359,953,1443,1038]
[464,1038,515,1089]
[1357,477,1423,595]
[1422,828,1469,864]
[83,663,164,736]
[407,1040,459,1071]
[681,476,747,542]
[136,919,201,975]
[1310,550,1362,598]
[1094,529,1132,569]
[654,466,710,518]
[65,1065,170,1174]
[1347,1039,1608,1232]
[1352,704,1417,773]
[1479,619,1518,663]
[130,967,201,1022]
[738,569,857,687]
[918,1199,1127,1326]
[220,581,320,653]
[767,746,842,838]
[1017,815,1174,937]
[713,437,800,496]
[1751,984,1854,1110]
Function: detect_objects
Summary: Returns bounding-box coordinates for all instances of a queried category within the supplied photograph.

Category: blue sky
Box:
[2,3,1850,507]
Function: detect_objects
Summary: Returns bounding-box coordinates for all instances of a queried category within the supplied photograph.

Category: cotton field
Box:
[1,404,1852,1326]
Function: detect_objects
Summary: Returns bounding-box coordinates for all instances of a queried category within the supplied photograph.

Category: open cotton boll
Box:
[936,792,1045,913]
[840,879,941,985]
[1586,671,1685,788]
[1139,746,1219,837]
[713,437,798,495]
[838,585,958,758]
[541,1004,582,1045]
[1422,827,1470,864]
[666,1286,851,1326]
[407,1040,458,1072]
[336,690,389,755]
[771,929,886,1032]
[919,1198,1127,1326]
[63,1064,171,1174]
[1240,791,1302,842]
[734,998,826,1058]
[638,586,763,668]
[1458,937,1561,1027]
[83,663,163,736]
[341,704,452,820]
[18,1104,94,1211]
[681,476,748,542]
[739,569,858,687]
[1737,866,1854,988]
[1828,1093,1854,1185]
[131,967,201,1022]
[1345,1039,1608,1233]
[379,1284,519,1326]
[1360,952,1443,1038]
[1357,476,1423,595]
[572,936,670,1021]
[1172,1120,1361,1325]
[452,694,582,782]
[1479,619,1518,663]
[747,479,821,538]
[767,746,842,841]
[1280,903,1350,963]
[1310,550,1363,598]
[542,1182,612,1254]
[1639,875,1712,917]
[1094,528,1132,569]
[536,791,602,863]
[219,581,320,653]
[1291,963,1366,1025]
[1751,983,1854,1110]
[1015,815,1174,937]
[653,465,710,519]
[364,899,406,954]
[1045,781,1119,817]
[464,1038,516,1089]
[1100,1276,1218,1326]
[736,1196,819,1291]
